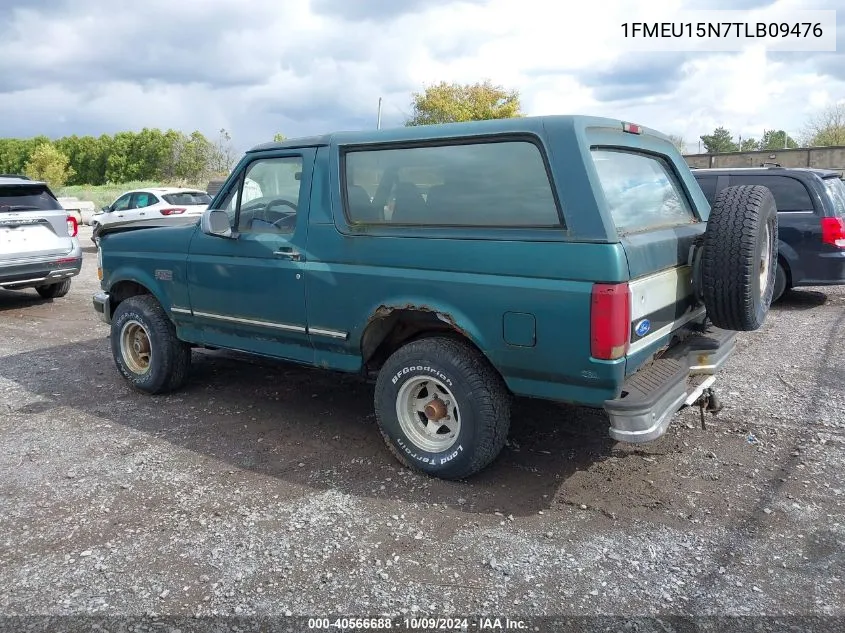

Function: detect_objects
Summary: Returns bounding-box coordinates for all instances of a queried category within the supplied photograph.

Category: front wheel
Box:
[110,295,191,394]
[374,337,511,480]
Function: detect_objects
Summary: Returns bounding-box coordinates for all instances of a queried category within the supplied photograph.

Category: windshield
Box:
[823,177,845,218]
[0,185,63,212]
[162,191,212,206]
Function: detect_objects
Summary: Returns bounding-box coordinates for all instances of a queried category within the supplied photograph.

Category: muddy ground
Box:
[0,226,843,625]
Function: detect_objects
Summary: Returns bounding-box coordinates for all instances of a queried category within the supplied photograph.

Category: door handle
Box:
[274,247,303,261]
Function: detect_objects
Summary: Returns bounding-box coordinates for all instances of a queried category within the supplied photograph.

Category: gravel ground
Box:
[1,226,843,626]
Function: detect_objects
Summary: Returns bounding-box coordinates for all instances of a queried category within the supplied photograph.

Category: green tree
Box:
[273,133,286,142]
[0,138,31,174]
[700,126,739,153]
[759,129,798,150]
[406,80,522,127]
[23,143,75,189]
[173,131,213,183]
[802,104,845,146]
[740,137,759,151]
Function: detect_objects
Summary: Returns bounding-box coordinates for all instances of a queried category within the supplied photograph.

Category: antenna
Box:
[377,97,382,130]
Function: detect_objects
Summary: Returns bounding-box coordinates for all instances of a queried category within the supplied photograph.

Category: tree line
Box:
[0,128,239,189]
[4,80,845,188]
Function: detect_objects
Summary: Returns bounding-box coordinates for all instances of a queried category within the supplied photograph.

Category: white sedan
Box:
[92,187,212,229]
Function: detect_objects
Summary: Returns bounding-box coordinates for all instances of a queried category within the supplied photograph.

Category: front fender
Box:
[107,266,175,313]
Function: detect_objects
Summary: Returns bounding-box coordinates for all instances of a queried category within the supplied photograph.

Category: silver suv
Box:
[0,175,82,298]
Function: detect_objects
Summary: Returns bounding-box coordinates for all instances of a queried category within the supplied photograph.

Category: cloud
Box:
[0,0,842,159]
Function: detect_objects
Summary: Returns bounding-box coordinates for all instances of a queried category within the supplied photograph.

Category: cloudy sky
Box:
[0,0,842,153]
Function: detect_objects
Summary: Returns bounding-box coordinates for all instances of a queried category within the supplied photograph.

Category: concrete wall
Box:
[684,146,845,176]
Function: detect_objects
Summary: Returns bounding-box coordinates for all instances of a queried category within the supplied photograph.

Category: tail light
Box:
[821,217,845,248]
[160,208,187,216]
[66,215,78,237]
[591,283,631,360]
[622,122,643,134]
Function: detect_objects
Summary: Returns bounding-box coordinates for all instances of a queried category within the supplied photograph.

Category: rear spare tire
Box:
[701,185,777,331]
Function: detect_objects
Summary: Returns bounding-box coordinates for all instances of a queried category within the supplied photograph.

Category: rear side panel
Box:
[577,122,709,373]
[1,183,75,263]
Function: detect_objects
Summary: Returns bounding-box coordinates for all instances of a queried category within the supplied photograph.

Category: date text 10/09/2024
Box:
[621,22,824,38]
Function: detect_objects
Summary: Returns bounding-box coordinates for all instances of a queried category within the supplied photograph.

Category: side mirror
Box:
[100,206,110,213]
[200,208,235,239]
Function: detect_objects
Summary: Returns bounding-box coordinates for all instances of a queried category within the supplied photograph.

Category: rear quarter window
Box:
[163,191,212,206]
[822,177,845,218]
[729,175,813,212]
[591,149,696,234]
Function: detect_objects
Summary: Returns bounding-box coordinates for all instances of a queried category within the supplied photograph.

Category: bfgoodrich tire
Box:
[35,279,71,299]
[374,337,511,480]
[701,184,778,331]
[110,295,191,394]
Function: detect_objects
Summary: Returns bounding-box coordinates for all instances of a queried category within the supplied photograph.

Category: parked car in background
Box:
[692,167,845,301]
[0,175,82,298]
[92,188,212,231]
[58,196,97,225]
[93,116,778,480]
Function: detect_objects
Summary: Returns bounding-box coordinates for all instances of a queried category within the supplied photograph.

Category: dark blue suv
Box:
[693,167,845,301]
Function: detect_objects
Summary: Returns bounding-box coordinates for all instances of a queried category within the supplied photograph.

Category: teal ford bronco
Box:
[92,116,778,480]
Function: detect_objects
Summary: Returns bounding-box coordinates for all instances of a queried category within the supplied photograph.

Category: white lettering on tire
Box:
[396,437,463,466]
[391,365,453,387]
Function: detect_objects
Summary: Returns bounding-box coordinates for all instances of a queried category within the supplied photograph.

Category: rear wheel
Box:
[36,279,71,299]
[110,295,191,394]
[772,262,789,303]
[374,337,511,480]
[701,185,778,331]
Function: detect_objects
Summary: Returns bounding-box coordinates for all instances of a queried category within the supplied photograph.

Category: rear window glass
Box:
[0,185,62,212]
[344,140,561,227]
[162,191,212,206]
[694,175,718,205]
[823,177,845,218]
[729,175,812,212]
[591,149,696,234]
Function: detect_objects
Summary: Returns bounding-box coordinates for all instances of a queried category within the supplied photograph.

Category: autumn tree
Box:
[802,104,845,146]
[700,126,739,153]
[406,80,523,127]
[23,143,75,189]
[667,134,686,153]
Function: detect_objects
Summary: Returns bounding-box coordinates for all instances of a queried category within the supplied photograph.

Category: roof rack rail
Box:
[761,162,782,168]
[0,173,31,179]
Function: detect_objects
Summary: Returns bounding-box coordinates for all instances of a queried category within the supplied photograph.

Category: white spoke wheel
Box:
[374,336,511,480]
[120,319,152,374]
[396,376,462,453]
[110,295,192,394]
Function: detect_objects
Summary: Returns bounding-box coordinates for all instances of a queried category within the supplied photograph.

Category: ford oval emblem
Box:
[635,319,651,337]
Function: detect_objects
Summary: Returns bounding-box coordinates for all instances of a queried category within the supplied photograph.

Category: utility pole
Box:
[377,97,382,130]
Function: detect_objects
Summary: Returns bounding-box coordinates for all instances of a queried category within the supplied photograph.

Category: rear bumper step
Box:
[604,327,737,443]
